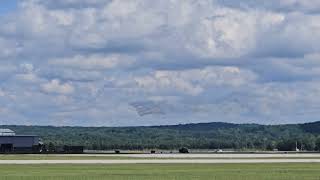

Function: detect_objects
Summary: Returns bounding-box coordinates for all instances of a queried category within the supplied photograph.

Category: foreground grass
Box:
[0,163,320,180]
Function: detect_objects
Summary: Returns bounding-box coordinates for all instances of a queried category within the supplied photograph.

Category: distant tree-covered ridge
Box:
[2,121,320,151]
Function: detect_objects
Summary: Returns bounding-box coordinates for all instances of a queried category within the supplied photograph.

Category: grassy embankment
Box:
[0,163,320,180]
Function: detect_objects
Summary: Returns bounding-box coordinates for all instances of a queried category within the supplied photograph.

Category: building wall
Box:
[0,136,39,148]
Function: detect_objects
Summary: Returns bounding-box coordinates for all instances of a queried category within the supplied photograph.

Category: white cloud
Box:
[218,0,320,12]
[15,73,40,83]
[119,66,257,96]
[0,37,21,59]
[0,89,6,97]
[41,79,74,94]
[50,54,135,70]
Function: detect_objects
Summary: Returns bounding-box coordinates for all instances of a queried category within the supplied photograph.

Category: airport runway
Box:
[55,153,320,158]
[1,159,320,164]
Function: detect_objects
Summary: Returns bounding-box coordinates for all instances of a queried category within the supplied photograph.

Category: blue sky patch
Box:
[0,0,17,15]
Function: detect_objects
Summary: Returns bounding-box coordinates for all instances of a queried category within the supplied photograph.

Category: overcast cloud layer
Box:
[0,0,320,126]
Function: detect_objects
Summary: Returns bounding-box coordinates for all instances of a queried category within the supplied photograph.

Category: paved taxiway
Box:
[55,153,320,158]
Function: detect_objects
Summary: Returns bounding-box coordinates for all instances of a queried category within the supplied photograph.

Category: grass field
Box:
[0,163,320,180]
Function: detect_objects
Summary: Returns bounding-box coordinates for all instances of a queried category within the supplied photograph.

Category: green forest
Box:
[2,121,320,151]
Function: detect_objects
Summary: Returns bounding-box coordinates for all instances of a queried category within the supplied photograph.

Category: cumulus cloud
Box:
[132,66,256,96]
[41,79,74,94]
[217,0,320,13]
[0,0,319,126]
[33,0,109,9]
[0,89,6,97]
[50,54,135,70]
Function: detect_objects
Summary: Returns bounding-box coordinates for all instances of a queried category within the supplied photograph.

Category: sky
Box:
[0,0,320,126]
[0,0,17,14]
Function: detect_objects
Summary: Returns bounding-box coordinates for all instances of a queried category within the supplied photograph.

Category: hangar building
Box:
[0,129,41,153]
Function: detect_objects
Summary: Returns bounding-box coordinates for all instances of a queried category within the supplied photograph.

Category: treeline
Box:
[2,121,320,151]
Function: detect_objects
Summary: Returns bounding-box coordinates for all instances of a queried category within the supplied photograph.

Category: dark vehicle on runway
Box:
[179,147,189,153]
